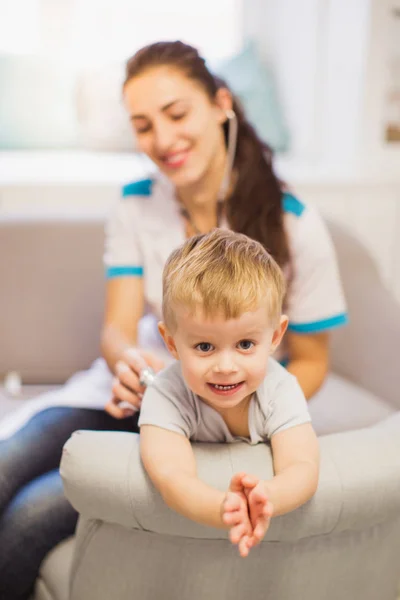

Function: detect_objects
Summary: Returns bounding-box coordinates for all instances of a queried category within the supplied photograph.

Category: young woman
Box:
[103,40,347,416]
[0,41,346,599]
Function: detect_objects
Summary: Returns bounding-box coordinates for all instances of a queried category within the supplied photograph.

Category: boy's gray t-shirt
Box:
[138,359,311,444]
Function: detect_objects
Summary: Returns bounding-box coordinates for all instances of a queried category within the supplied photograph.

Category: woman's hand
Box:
[105,348,165,418]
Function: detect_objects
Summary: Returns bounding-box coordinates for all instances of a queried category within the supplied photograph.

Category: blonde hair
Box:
[162,229,286,331]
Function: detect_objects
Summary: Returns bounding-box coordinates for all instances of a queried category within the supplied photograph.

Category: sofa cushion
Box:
[33,537,74,600]
[216,41,290,152]
[0,218,105,384]
[309,373,395,436]
[0,54,78,150]
[76,62,137,152]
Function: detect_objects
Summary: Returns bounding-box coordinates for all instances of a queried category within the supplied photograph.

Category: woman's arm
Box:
[101,277,165,417]
[285,331,329,399]
[101,277,145,372]
[140,425,226,528]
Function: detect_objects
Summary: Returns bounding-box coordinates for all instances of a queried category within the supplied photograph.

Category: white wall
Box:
[294,180,400,303]
[244,0,399,171]
[243,0,400,301]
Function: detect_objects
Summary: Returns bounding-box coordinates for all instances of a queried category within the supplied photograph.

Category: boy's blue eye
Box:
[195,342,213,353]
[238,340,254,350]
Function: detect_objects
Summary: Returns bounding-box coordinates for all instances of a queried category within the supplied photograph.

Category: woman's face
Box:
[123,66,227,189]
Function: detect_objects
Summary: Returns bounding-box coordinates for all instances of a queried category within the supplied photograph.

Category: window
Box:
[244,0,388,167]
[3,0,392,171]
[0,0,242,64]
[0,0,41,54]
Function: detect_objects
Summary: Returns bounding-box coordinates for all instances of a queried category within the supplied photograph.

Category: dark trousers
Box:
[0,407,139,600]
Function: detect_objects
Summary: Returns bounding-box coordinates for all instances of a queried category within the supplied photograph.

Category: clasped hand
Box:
[221,473,273,558]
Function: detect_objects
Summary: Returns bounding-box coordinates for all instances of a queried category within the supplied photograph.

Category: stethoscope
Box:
[179,109,238,233]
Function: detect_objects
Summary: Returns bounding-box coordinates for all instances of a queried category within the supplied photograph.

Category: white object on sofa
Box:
[61,412,400,600]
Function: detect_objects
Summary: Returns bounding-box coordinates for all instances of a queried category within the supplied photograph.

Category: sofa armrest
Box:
[60,413,400,543]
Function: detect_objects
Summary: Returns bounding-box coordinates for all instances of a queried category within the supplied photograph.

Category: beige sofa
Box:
[0,216,399,600]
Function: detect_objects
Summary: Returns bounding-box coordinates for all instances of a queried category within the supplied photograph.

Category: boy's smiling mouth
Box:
[207,382,244,396]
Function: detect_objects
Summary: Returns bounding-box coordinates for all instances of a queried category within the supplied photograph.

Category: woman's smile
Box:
[161,149,191,169]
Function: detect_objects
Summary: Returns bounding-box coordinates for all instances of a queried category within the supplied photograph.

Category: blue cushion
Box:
[0,54,78,149]
[215,42,290,153]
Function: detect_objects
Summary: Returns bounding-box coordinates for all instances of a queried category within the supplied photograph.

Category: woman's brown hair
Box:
[124,41,290,268]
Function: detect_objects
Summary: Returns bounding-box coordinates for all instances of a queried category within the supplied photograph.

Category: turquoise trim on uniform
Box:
[288,312,349,333]
[106,266,144,278]
[283,193,305,217]
[279,357,289,369]
[122,178,153,197]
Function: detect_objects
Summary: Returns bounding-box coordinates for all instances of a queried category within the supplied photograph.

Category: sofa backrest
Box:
[0,214,387,385]
[0,216,105,383]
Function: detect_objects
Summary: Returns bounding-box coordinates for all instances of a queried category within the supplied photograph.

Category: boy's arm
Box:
[265,423,320,516]
[140,425,226,529]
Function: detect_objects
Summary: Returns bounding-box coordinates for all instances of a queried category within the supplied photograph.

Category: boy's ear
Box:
[270,315,289,354]
[158,321,179,359]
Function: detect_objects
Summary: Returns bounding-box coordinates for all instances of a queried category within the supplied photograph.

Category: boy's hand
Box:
[241,474,274,548]
[221,473,254,557]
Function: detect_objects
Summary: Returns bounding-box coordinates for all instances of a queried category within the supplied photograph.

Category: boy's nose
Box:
[213,354,239,374]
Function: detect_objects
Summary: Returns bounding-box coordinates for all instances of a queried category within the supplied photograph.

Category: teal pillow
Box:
[0,54,78,149]
[215,42,290,153]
